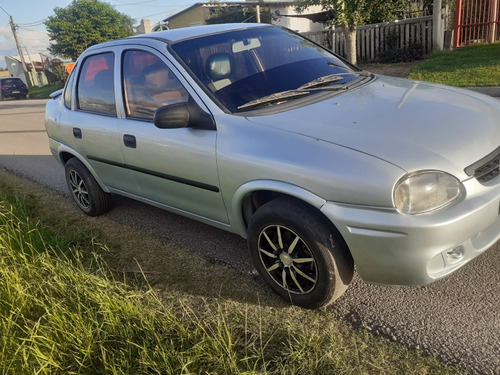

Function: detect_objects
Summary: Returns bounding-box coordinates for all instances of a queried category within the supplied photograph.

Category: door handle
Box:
[123,134,136,148]
[73,128,82,139]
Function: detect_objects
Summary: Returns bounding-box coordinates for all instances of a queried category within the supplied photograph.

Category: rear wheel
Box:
[65,158,112,216]
[248,198,353,309]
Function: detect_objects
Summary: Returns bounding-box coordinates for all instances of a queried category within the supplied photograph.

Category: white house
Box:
[255,0,328,33]
[4,54,50,87]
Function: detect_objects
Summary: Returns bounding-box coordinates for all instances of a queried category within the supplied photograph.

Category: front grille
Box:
[465,146,500,183]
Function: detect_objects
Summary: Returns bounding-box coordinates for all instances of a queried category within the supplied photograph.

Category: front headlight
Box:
[393,171,464,215]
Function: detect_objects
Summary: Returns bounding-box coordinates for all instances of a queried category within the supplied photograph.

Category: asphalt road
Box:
[1,98,499,374]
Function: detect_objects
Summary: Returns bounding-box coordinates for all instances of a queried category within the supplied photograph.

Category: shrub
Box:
[376,29,424,63]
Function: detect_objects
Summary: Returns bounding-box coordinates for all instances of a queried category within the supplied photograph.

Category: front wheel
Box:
[248,198,353,309]
[65,158,112,216]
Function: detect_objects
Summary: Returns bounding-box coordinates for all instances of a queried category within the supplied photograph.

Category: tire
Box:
[248,198,353,309]
[65,158,112,216]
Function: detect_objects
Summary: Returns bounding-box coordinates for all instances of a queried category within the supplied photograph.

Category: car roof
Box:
[85,23,271,51]
[136,23,269,43]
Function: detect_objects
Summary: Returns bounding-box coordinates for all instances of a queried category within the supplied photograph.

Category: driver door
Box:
[118,48,228,224]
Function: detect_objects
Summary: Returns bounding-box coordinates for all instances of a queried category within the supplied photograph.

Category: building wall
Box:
[167,5,208,29]
[166,1,325,32]
[5,56,49,87]
[29,70,49,87]
[136,19,152,34]
[271,4,325,33]
[5,56,26,84]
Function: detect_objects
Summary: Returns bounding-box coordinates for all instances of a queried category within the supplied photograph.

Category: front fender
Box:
[230,179,326,238]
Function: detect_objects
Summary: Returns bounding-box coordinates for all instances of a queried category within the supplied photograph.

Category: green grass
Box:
[0,176,464,374]
[409,43,500,87]
[29,83,64,99]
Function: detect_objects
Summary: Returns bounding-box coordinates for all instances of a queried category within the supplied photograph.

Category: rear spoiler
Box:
[49,89,63,99]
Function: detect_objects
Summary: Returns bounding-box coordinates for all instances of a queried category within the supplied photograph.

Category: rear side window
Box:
[77,53,116,114]
[122,50,188,120]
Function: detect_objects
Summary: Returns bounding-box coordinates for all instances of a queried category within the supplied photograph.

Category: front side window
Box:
[122,50,188,120]
[77,52,116,114]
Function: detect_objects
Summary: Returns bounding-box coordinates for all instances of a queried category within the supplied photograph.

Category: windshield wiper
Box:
[238,90,310,110]
[297,74,343,90]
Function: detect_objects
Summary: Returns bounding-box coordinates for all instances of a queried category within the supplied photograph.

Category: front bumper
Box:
[321,177,500,285]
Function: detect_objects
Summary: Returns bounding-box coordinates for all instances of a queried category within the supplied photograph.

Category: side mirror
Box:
[153,100,215,130]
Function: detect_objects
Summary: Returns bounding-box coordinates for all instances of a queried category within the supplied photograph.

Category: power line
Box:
[18,26,49,35]
[0,5,10,17]
[18,19,48,27]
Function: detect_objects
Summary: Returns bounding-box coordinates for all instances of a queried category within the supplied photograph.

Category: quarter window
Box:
[64,65,77,109]
[77,53,116,114]
[122,50,188,120]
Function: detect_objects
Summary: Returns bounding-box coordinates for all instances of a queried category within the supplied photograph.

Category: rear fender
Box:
[49,139,111,193]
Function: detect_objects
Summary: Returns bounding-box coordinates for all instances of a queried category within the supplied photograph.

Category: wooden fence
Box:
[302,16,433,62]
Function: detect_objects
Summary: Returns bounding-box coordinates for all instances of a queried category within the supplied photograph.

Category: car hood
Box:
[245,76,500,180]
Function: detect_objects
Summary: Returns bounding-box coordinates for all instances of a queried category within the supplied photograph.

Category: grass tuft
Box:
[409,42,500,87]
[28,84,65,99]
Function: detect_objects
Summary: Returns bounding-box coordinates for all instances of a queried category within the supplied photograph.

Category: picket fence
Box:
[302,16,433,62]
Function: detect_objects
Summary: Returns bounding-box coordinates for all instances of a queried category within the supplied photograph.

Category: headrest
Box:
[206,53,232,81]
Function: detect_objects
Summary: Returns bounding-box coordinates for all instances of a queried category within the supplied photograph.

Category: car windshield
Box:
[171,26,360,113]
[2,78,23,85]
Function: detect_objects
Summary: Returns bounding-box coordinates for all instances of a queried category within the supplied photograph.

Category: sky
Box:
[0,0,210,68]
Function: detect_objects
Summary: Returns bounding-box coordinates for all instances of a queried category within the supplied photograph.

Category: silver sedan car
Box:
[45,23,500,308]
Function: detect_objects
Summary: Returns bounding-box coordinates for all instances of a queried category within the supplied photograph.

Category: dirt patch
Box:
[359,61,422,78]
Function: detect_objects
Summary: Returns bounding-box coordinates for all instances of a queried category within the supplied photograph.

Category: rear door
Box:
[63,50,137,194]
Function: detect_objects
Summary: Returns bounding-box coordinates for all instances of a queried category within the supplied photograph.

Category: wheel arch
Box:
[232,180,348,248]
[57,147,111,193]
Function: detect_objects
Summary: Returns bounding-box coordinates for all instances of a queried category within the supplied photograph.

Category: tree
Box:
[45,0,134,61]
[295,0,410,65]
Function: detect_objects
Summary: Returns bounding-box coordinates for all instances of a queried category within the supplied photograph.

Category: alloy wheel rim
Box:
[258,225,317,294]
[68,170,90,211]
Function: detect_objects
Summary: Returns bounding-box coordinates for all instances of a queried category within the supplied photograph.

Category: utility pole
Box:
[9,15,32,88]
[432,0,444,51]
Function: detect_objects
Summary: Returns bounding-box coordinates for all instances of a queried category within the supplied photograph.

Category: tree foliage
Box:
[45,0,134,61]
[296,0,409,27]
[295,0,410,64]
